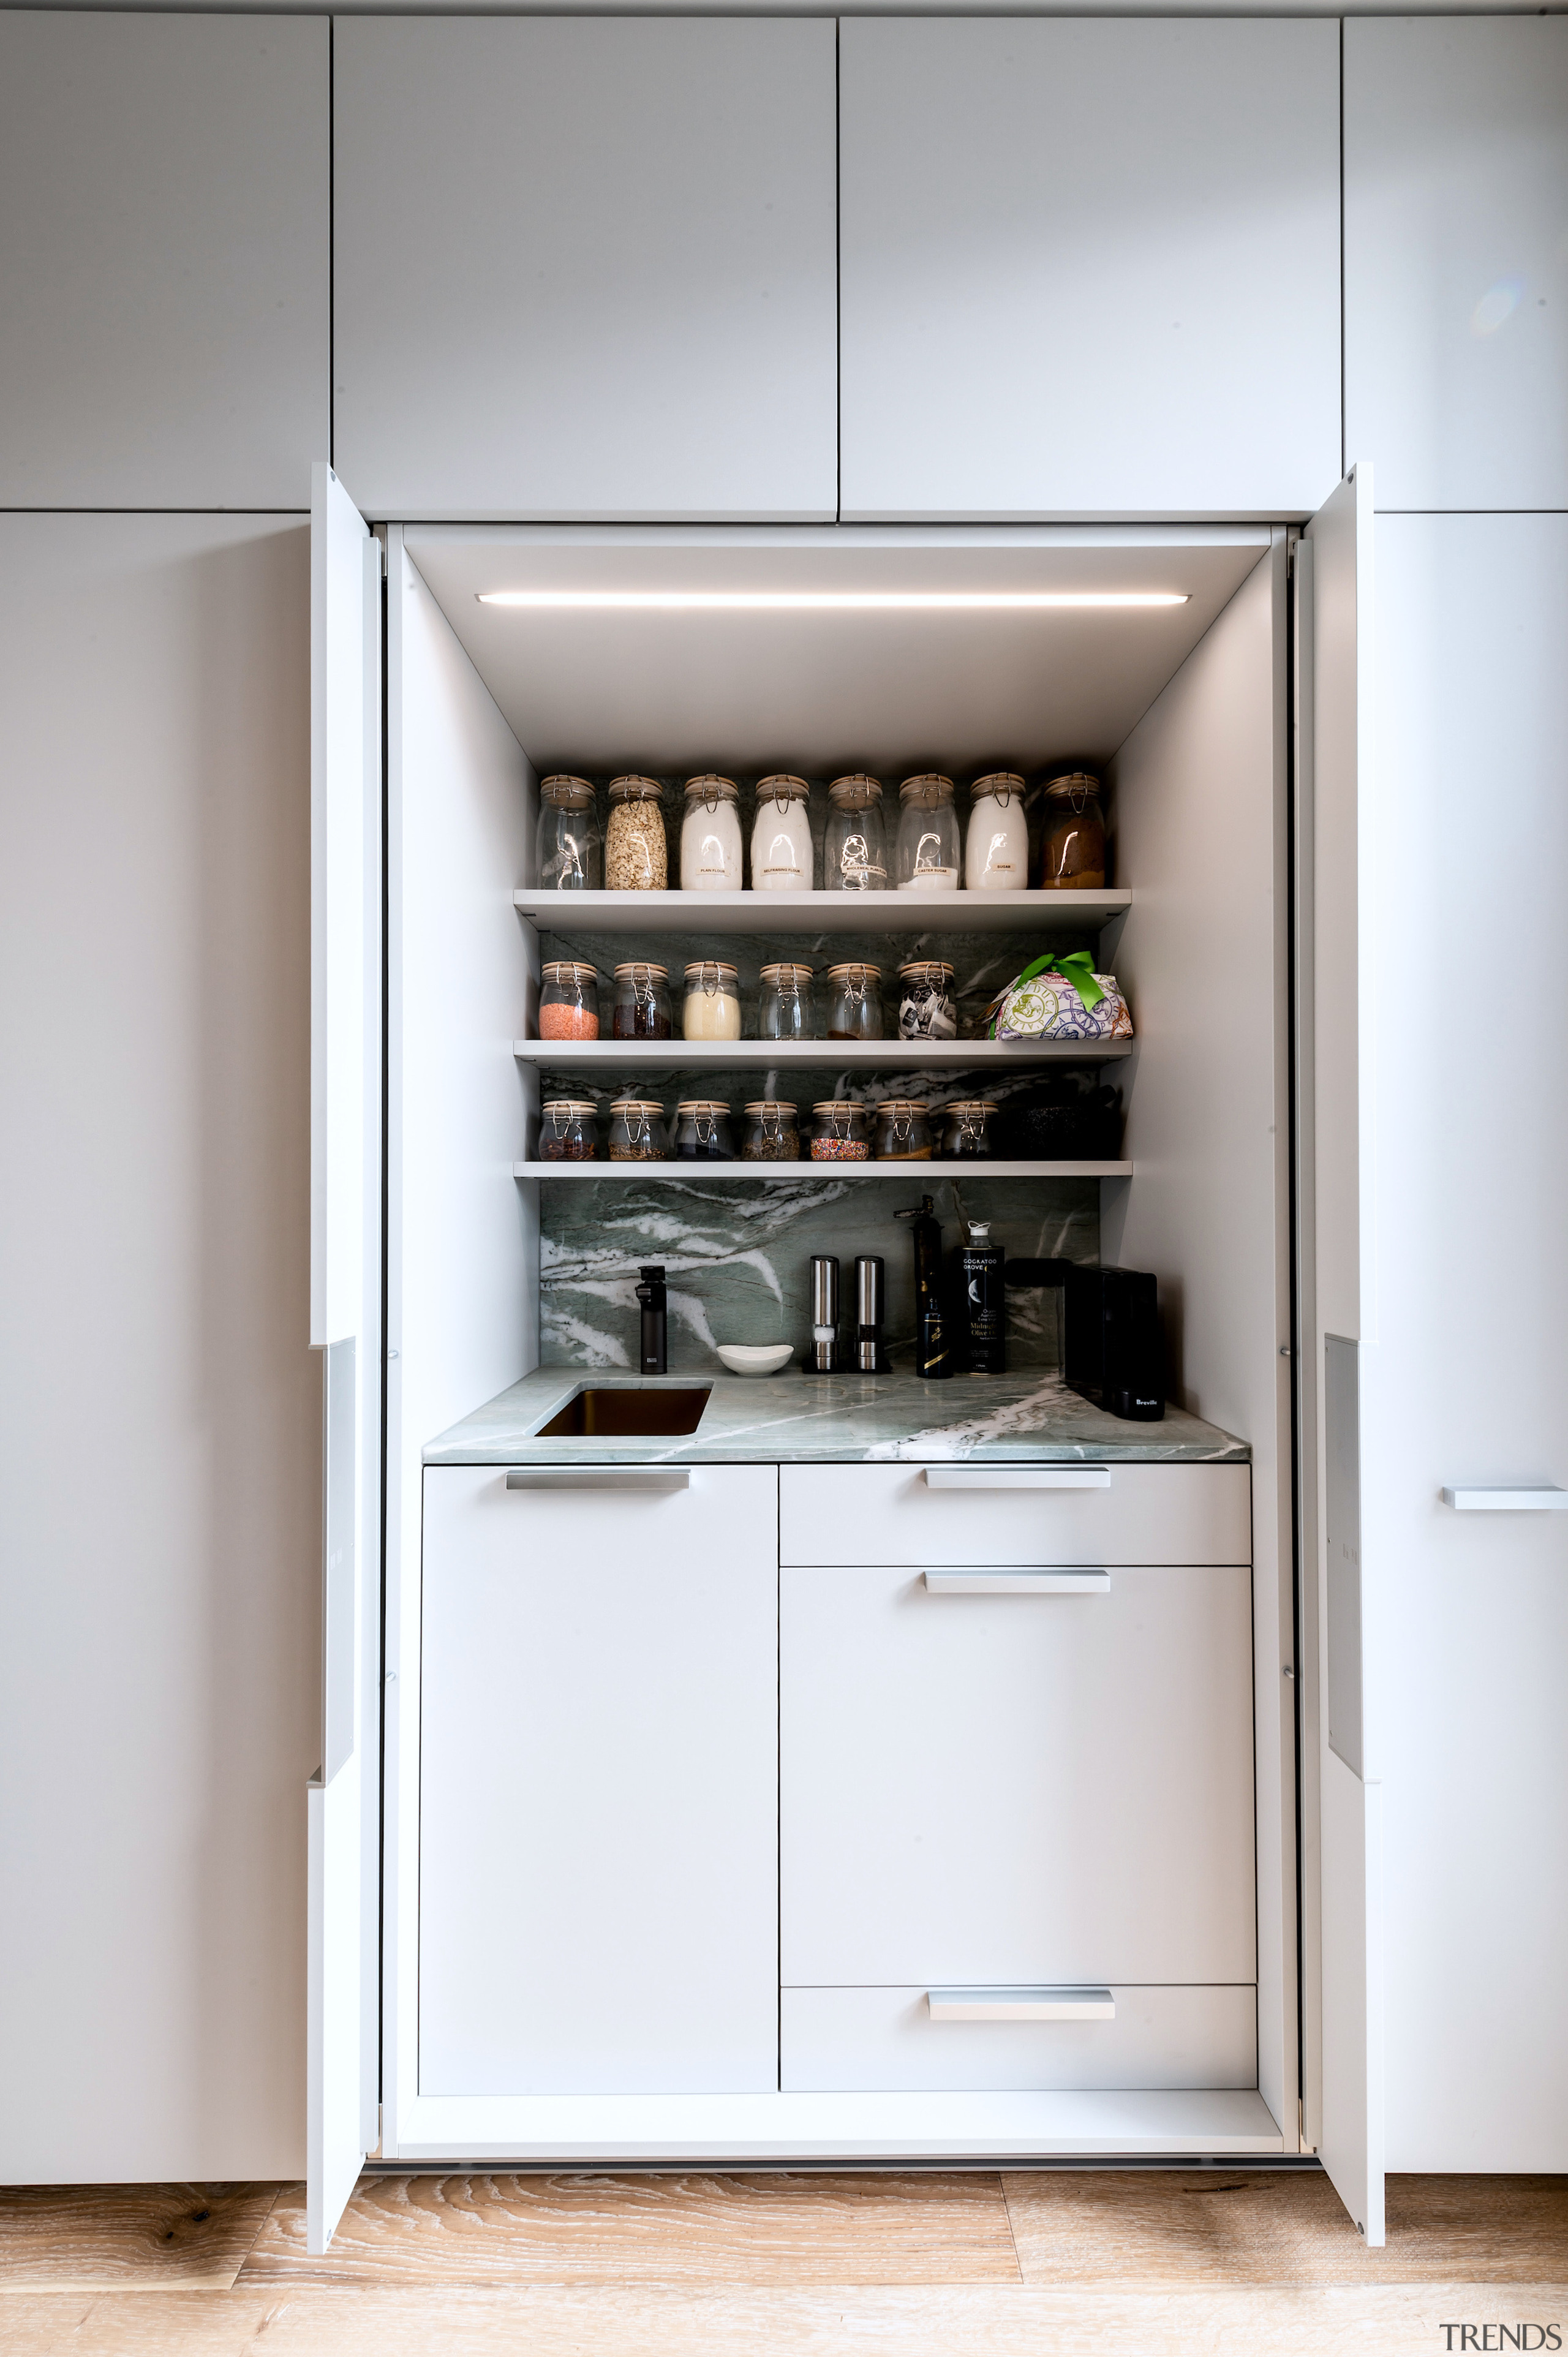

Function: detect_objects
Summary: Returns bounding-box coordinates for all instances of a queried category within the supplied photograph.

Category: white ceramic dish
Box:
[717,1343,794,1378]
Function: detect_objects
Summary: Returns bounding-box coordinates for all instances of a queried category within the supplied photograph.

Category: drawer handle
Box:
[928,1987,1117,2023]
[1440,1485,1568,1512]
[505,1469,690,1493]
[923,1466,1110,1491]
[924,1568,1110,1595]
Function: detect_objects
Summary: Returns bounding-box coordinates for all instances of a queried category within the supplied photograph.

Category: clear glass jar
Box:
[1041,772,1107,889]
[895,774,960,892]
[965,772,1028,892]
[873,1097,934,1161]
[608,1097,668,1161]
[826,961,884,1041]
[679,774,743,891]
[742,1100,801,1161]
[673,1099,736,1161]
[823,774,888,892]
[751,774,813,891]
[938,1098,998,1160]
[682,960,742,1042]
[538,959,600,1041]
[757,961,816,1041]
[538,1097,598,1161]
[810,1099,870,1162]
[611,960,672,1040]
[605,774,668,891]
[897,959,958,1041]
[535,774,602,891]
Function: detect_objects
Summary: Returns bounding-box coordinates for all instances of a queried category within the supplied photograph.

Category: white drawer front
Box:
[782,1984,1257,2093]
[779,1461,1250,1567]
[781,1562,1256,1986]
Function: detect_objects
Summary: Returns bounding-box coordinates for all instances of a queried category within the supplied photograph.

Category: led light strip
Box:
[475,589,1189,611]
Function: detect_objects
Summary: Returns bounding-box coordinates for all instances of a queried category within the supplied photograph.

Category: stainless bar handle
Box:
[1441,1485,1568,1512]
[928,1987,1116,2023]
[924,1567,1110,1595]
[505,1469,690,1493]
[923,1466,1110,1490]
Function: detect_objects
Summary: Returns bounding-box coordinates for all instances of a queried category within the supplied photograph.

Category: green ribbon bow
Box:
[987,951,1107,1036]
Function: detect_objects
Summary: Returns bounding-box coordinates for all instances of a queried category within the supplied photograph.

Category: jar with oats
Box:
[605,775,668,891]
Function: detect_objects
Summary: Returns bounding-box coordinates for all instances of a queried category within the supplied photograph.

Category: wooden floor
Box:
[1,2170,1564,2353]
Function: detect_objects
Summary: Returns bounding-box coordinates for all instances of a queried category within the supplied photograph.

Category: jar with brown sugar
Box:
[1041,772,1107,889]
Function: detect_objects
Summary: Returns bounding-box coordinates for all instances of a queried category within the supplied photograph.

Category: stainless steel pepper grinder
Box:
[854,1254,888,1373]
[810,1254,841,1372]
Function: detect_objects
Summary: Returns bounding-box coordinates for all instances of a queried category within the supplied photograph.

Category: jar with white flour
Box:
[965,772,1028,891]
[680,775,742,890]
[751,775,813,890]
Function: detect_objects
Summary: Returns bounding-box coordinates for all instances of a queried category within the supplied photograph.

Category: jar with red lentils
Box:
[539,960,600,1041]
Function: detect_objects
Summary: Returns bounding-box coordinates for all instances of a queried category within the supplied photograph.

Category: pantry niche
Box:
[377,516,1297,2162]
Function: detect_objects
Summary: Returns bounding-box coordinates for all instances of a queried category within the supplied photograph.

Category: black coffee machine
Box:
[1008,1258,1166,1422]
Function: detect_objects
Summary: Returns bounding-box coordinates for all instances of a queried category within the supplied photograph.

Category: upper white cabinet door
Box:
[0,13,328,510]
[334,19,837,521]
[839,20,1340,522]
[1345,20,1568,512]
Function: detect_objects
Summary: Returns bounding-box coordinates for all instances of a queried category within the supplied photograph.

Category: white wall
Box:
[0,515,321,2179]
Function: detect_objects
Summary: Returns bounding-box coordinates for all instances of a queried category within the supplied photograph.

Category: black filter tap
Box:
[635,1264,668,1375]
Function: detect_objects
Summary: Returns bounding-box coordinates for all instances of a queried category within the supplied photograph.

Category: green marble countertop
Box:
[424,1368,1248,1466]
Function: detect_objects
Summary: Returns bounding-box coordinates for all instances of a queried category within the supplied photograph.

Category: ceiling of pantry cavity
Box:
[402,524,1272,775]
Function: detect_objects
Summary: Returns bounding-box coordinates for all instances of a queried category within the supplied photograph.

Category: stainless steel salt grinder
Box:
[854,1254,885,1372]
[810,1254,841,1372]
[635,1263,668,1375]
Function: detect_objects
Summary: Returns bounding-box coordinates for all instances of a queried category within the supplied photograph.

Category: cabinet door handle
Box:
[922,1466,1110,1491]
[928,1987,1117,2023]
[505,1469,690,1493]
[1441,1485,1568,1512]
[923,1568,1110,1595]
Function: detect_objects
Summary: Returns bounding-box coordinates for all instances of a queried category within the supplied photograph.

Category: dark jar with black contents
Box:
[673,1099,735,1160]
[611,960,673,1040]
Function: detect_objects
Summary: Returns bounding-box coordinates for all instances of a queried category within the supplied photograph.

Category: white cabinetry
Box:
[418,1464,779,2095]
[333,19,837,522]
[837,20,1340,521]
[0,14,328,510]
[1344,20,1568,513]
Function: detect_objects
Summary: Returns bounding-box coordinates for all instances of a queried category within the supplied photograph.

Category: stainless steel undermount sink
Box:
[535,1386,712,1439]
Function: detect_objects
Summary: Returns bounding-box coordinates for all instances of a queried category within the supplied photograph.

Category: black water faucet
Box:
[636,1264,668,1375]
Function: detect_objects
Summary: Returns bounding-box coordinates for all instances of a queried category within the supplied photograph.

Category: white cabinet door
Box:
[334,19,837,521]
[419,1465,778,2095]
[839,20,1340,521]
[0,13,328,508]
[1345,20,1568,512]
[306,466,382,2255]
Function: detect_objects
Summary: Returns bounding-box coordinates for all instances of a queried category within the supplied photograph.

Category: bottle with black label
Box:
[960,1221,1006,1375]
[895,1194,950,1379]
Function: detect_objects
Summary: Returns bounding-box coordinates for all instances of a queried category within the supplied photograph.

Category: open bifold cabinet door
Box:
[307,463,384,2252]
[1295,465,1385,2245]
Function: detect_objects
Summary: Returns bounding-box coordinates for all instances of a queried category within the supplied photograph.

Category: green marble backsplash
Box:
[538,1172,1098,1371]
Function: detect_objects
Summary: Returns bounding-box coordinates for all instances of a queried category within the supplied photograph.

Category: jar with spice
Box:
[938,1098,998,1159]
[538,1098,598,1161]
[757,961,816,1041]
[897,959,958,1041]
[611,960,672,1040]
[751,775,813,890]
[682,960,742,1042]
[965,773,1028,891]
[608,1097,669,1161]
[538,959,600,1041]
[826,961,883,1041]
[679,775,743,891]
[895,774,960,891]
[823,774,888,892]
[673,1099,735,1161]
[742,1100,800,1161]
[1041,772,1107,888]
[535,775,602,891]
[605,775,668,891]
[873,1098,934,1161]
[810,1100,870,1162]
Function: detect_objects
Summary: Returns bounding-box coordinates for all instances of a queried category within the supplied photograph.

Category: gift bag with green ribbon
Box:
[987,952,1133,1044]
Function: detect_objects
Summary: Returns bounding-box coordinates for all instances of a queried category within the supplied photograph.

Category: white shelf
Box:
[514,888,1130,935]
[514,1159,1131,1180]
[513,1039,1133,1069]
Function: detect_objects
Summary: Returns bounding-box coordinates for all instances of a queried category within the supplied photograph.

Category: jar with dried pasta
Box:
[605,775,668,891]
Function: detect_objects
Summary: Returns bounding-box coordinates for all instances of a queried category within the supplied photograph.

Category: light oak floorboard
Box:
[239,2171,1022,2285]
[7,2281,1568,2356]
[1002,2170,1568,2287]
[0,2185,281,2292]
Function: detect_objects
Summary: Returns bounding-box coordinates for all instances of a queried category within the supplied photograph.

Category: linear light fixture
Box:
[475,588,1189,611]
